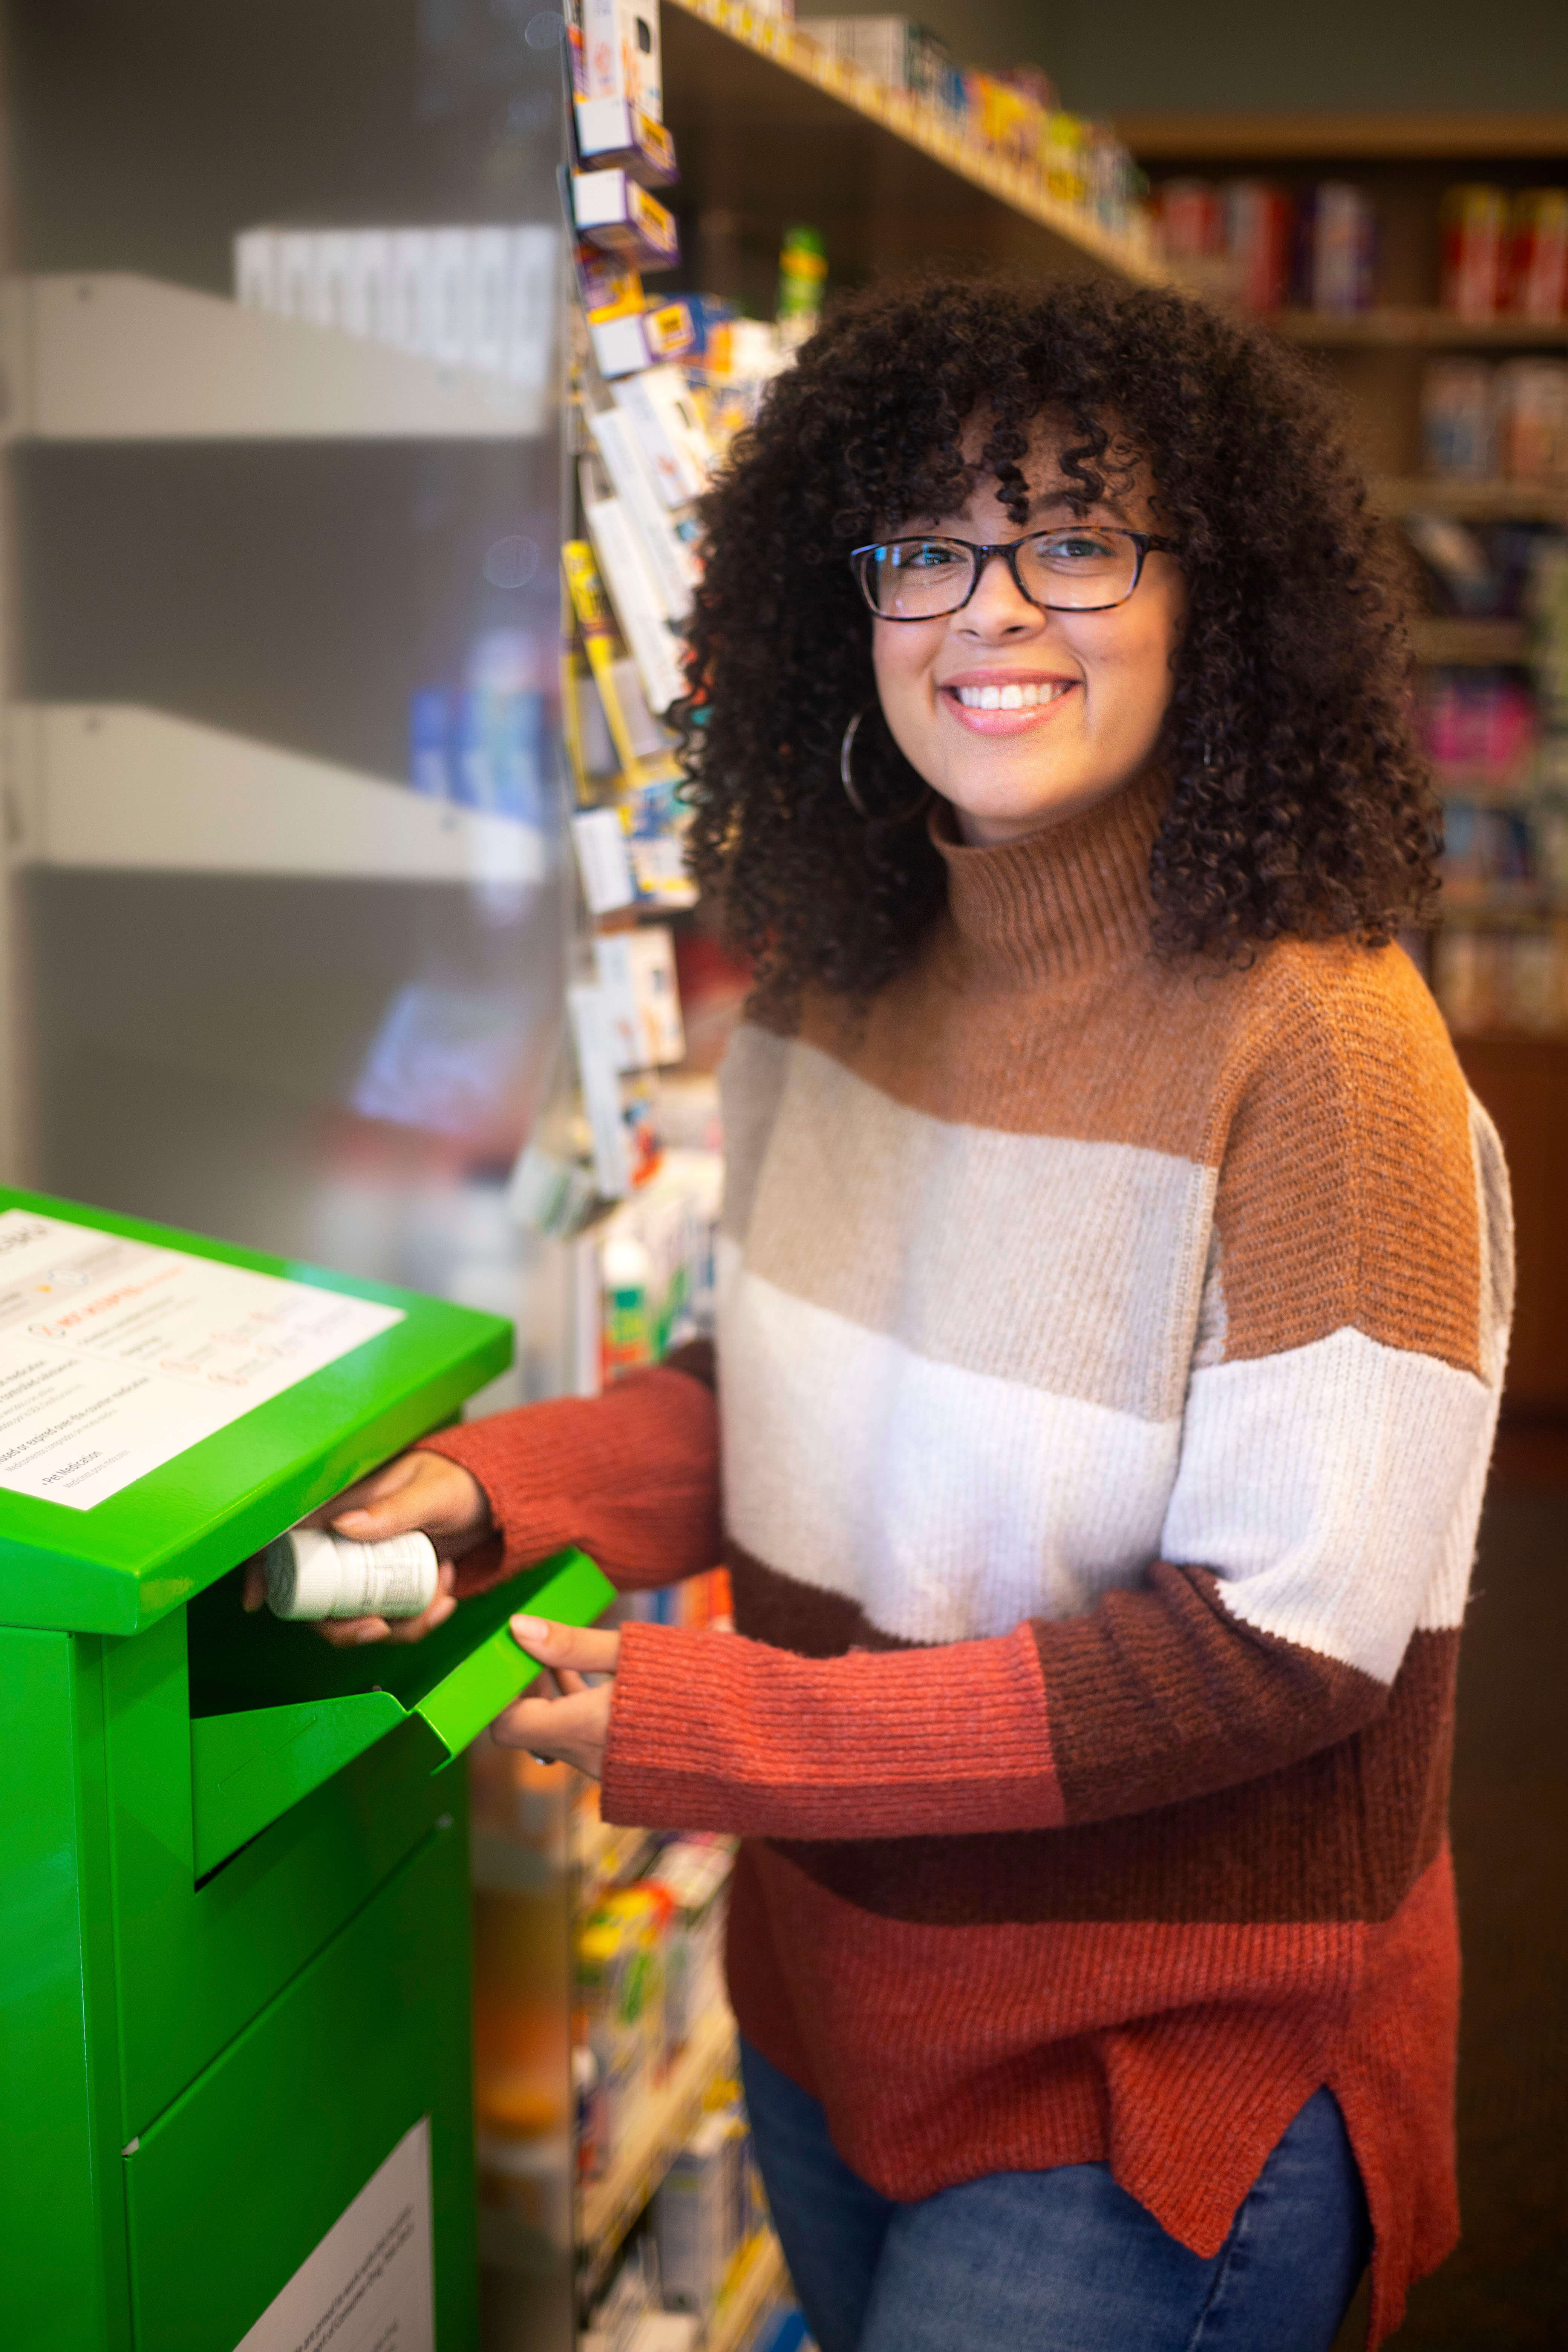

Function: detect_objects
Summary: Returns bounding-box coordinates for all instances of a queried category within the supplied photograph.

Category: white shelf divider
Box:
[0,274,550,442]
[5,703,551,886]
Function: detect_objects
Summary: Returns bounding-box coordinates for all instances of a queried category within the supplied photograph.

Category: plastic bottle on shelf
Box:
[601,1228,654,1384]
[776,223,827,352]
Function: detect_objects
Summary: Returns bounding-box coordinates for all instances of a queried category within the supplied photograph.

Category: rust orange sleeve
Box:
[415,1357,721,1596]
[600,1618,1064,1839]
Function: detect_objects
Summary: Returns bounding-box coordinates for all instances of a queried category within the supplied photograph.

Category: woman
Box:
[298,279,1511,2349]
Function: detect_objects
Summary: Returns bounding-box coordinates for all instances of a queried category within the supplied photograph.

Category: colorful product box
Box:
[574,96,678,187]
[581,0,663,121]
[1509,189,1568,322]
[1224,181,1293,312]
[573,170,680,271]
[1298,181,1376,314]
[1442,184,1510,321]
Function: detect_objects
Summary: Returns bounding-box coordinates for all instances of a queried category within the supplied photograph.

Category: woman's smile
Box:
[939,667,1080,733]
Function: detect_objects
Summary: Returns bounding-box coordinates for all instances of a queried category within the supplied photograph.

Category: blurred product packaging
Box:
[1441,184,1510,320]
[1297,181,1377,315]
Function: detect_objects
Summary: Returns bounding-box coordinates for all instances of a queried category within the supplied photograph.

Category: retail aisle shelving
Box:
[579,2001,739,2304]
[6,704,549,884]
[706,2231,788,2352]
[1373,476,1568,522]
[1111,110,1568,159]
[0,274,550,442]
[1409,619,1531,666]
[660,0,1167,285]
[1276,308,1568,348]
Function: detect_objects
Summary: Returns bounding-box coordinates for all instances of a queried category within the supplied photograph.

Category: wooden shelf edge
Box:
[1410,620,1531,666]
[706,2230,787,2352]
[1274,309,1568,349]
[663,0,1168,286]
[1374,476,1568,522]
[1113,110,1568,160]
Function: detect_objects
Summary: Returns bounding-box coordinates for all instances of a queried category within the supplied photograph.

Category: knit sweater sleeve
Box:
[600,960,1511,1839]
[414,1340,721,1597]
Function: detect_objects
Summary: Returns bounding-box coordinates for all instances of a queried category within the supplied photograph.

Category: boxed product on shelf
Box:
[1421,358,1498,480]
[1154,174,1312,305]
[573,232,648,327]
[799,15,961,111]
[1154,178,1223,261]
[777,224,827,349]
[1296,181,1377,315]
[963,70,1049,171]
[625,770,698,909]
[573,0,665,119]
[1432,923,1568,1035]
[578,1885,674,2172]
[1423,667,1538,792]
[596,923,688,1069]
[562,537,675,781]
[581,456,689,716]
[1494,360,1568,484]
[1441,183,1511,321]
[574,168,681,271]
[643,1837,736,2052]
[569,977,662,1199]
[654,2108,748,2319]
[614,364,718,507]
[1441,799,1539,902]
[576,96,679,186]
[1223,181,1293,312]
[573,1148,724,1387]
[1509,189,1568,323]
[589,404,700,619]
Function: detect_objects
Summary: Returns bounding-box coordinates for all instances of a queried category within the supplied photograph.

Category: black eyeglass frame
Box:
[849,527,1180,620]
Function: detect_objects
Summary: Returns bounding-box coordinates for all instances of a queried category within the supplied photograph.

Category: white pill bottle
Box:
[262,1527,439,1621]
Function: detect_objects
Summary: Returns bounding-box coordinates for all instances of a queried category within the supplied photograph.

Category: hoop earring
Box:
[839,707,931,825]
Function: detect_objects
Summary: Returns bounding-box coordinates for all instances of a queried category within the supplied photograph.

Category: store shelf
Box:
[1375,476,1568,522]
[4,703,550,885]
[1411,619,1531,666]
[0,274,550,441]
[1113,111,1568,160]
[1437,894,1560,926]
[1274,309,1568,349]
[579,2000,738,2300]
[707,2230,787,2352]
[660,0,1165,287]
[579,1823,663,1913]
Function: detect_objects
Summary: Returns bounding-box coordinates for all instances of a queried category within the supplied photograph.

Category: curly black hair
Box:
[675,273,1436,1011]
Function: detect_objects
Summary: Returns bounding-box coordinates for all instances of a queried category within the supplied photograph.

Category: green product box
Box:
[0,1187,614,2350]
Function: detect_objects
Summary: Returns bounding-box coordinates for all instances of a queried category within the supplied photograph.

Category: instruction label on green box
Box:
[0,1208,403,1509]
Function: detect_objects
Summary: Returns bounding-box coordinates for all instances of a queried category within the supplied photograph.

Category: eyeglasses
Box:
[850,527,1178,621]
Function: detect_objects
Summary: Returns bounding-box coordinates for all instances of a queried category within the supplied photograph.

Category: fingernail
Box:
[354,1624,384,1645]
[510,1613,548,1648]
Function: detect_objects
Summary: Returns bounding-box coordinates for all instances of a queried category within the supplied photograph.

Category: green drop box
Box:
[0,1187,613,2351]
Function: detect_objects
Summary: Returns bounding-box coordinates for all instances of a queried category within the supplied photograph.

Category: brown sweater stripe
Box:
[766,1630,1454,1928]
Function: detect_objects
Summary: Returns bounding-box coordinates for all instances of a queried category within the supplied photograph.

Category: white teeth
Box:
[954,681,1069,711]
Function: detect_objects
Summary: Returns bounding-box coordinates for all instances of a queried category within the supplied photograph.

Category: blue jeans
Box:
[740,2039,1370,2352]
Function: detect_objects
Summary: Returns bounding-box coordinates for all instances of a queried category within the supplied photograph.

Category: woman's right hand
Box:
[241,1449,493,1648]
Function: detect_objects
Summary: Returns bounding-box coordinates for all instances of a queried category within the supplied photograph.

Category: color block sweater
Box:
[424,769,1512,2347]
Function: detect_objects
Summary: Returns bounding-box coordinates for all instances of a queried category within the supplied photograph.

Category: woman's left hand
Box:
[495,1616,621,1779]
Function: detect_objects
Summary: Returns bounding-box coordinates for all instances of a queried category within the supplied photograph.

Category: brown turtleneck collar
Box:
[930,767,1167,986]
